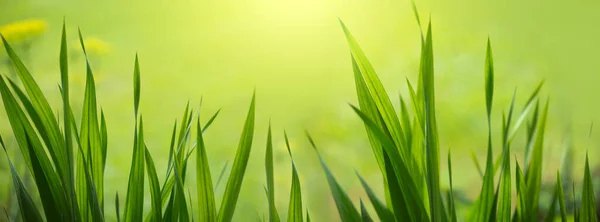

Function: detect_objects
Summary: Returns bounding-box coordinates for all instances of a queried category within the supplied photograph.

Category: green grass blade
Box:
[0,76,72,219]
[484,38,494,121]
[524,100,548,221]
[556,171,567,222]
[307,132,362,222]
[59,21,78,220]
[356,173,395,221]
[196,119,217,221]
[1,139,43,222]
[284,131,303,222]
[1,34,69,191]
[133,54,141,116]
[508,81,544,142]
[124,118,146,222]
[116,192,121,222]
[497,146,511,221]
[420,22,443,222]
[349,105,429,221]
[340,20,406,155]
[515,161,529,221]
[265,124,280,222]
[447,151,457,222]
[580,153,597,222]
[218,93,256,222]
[145,147,162,222]
[360,200,373,222]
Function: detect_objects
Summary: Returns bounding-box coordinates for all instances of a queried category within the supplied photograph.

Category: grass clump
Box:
[0,17,598,222]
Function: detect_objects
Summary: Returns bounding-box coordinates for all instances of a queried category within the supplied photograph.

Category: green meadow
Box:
[1,0,600,221]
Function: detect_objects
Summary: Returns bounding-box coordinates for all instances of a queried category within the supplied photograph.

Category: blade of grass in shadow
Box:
[349,104,429,221]
[265,124,280,222]
[307,132,363,221]
[515,160,529,221]
[1,137,42,222]
[360,200,373,222]
[116,192,121,222]
[356,173,395,221]
[284,131,303,222]
[123,118,145,222]
[524,100,549,221]
[217,93,256,222]
[580,153,597,222]
[196,119,216,221]
[447,151,457,222]
[1,33,70,198]
[556,171,567,222]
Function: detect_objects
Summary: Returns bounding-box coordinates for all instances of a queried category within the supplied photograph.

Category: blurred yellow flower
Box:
[0,19,48,44]
[72,37,112,56]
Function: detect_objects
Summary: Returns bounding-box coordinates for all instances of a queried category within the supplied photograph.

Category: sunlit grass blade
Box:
[265,124,280,222]
[496,145,511,221]
[360,200,373,222]
[356,173,395,221]
[420,22,444,222]
[59,21,78,220]
[508,81,544,142]
[470,151,484,178]
[196,119,216,221]
[145,147,162,222]
[556,171,567,222]
[284,132,303,222]
[134,54,141,116]
[447,151,457,222]
[470,38,496,222]
[580,153,597,222]
[340,19,406,155]
[306,132,361,221]
[1,138,43,222]
[217,93,256,222]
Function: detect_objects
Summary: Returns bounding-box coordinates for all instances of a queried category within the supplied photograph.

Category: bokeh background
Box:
[1,0,600,220]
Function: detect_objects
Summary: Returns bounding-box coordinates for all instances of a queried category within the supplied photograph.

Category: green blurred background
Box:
[1,0,600,220]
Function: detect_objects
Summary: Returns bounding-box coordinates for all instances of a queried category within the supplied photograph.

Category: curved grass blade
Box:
[145,147,162,222]
[116,192,121,222]
[196,119,216,221]
[306,132,362,222]
[524,100,549,221]
[265,124,280,222]
[284,131,303,222]
[218,93,256,222]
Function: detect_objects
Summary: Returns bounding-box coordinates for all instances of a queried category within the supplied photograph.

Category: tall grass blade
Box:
[265,124,280,222]
[218,93,256,222]
[196,119,217,221]
[447,151,457,222]
[284,132,303,222]
[124,118,146,221]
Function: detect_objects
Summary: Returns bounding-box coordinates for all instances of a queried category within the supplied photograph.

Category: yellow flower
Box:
[72,37,112,56]
[0,19,48,44]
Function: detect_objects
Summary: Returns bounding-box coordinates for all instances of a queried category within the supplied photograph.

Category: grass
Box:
[0,16,598,222]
